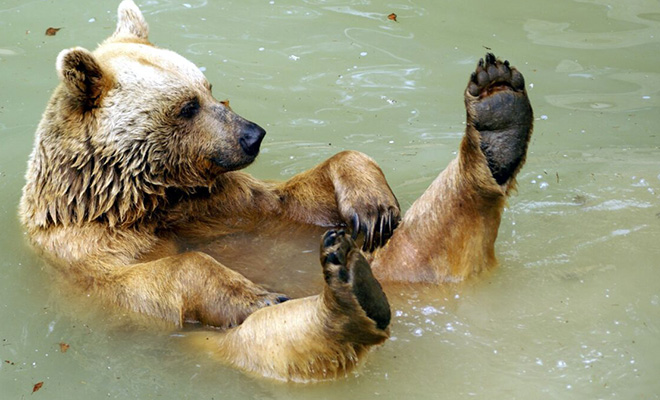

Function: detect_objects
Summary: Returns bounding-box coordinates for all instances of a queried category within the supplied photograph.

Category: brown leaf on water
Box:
[32,381,44,394]
[4,360,15,365]
[387,13,397,22]
[59,342,70,353]
[45,27,61,36]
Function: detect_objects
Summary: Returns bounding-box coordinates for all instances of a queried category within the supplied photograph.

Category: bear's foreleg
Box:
[370,54,533,283]
[275,150,401,252]
[94,252,288,327]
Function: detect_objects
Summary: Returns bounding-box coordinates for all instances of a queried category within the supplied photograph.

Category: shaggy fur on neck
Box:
[21,93,170,229]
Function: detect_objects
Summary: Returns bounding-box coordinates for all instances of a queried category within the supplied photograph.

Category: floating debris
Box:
[45,27,61,36]
[59,342,70,353]
[32,382,44,394]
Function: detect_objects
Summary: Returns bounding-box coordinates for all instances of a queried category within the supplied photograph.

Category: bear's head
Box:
[22,0,267,228]
[55,0,266,183]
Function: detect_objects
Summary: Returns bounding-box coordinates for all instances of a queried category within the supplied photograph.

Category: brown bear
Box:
[19,0,532,382]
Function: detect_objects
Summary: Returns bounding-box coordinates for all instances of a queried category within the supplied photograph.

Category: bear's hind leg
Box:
[188,230,390,382]
[369,54,533,283]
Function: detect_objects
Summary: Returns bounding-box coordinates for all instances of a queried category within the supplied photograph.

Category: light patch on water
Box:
[631,178,649,187]
[575,224,647,250]
[420,305,442,316]
[515,200,580,214]
[289,118,326,126]
[524,14,660,49]
[545,71,660,112]
[555,59,584,73]
[342,27,415,63]
[583,199,652,211]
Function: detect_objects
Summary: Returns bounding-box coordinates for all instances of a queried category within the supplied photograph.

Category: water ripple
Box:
[546,71,660,112]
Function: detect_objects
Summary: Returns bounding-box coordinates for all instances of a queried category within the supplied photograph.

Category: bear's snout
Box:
[239,121,266,157]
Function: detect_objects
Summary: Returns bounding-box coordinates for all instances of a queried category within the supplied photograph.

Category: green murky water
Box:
[1,0,660,398]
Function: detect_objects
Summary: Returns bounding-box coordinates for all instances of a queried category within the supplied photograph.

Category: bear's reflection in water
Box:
[199,224,327,299]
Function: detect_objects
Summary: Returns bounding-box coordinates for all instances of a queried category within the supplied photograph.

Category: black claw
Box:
[323,229,338,247]
[363,223,373,252]
[276,296,290,303]
[504,59,510,68]
[351,214,360,240]
[387,213,392,237]
[378,214,385,247]
[485,52,496,64]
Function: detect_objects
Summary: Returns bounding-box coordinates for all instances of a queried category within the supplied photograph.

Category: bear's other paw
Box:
[465,53,533,185]
[345,203,401,253]
[321,230,391,338]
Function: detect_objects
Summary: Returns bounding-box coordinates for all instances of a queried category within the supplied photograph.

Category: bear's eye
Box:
[179,98,200,119]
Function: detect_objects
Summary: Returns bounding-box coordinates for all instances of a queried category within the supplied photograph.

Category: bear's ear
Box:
[112,0,149,41]
[56,47,109,110]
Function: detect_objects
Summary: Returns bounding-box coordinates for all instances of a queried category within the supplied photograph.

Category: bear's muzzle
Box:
[239,121,266,157]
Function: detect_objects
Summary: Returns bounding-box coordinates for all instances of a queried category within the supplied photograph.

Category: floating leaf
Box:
[45,27,61,36]
[4,360,15,365]
[387,13,397,22]
[59,342,70,353]
[32,382,44,394]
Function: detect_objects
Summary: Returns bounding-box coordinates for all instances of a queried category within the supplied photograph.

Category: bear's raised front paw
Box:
[346,203,400,253]
[320,230,391,333]
[465,53,533,185]
[329,150,400,252]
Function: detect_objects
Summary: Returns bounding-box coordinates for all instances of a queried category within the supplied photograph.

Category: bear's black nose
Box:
[239,121,266,157]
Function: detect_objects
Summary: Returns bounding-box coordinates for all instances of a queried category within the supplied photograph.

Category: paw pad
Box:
[468,53,525,97]
[319,229,391,331]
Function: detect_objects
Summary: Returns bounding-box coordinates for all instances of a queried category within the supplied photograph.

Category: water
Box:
[1,0,659,398]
